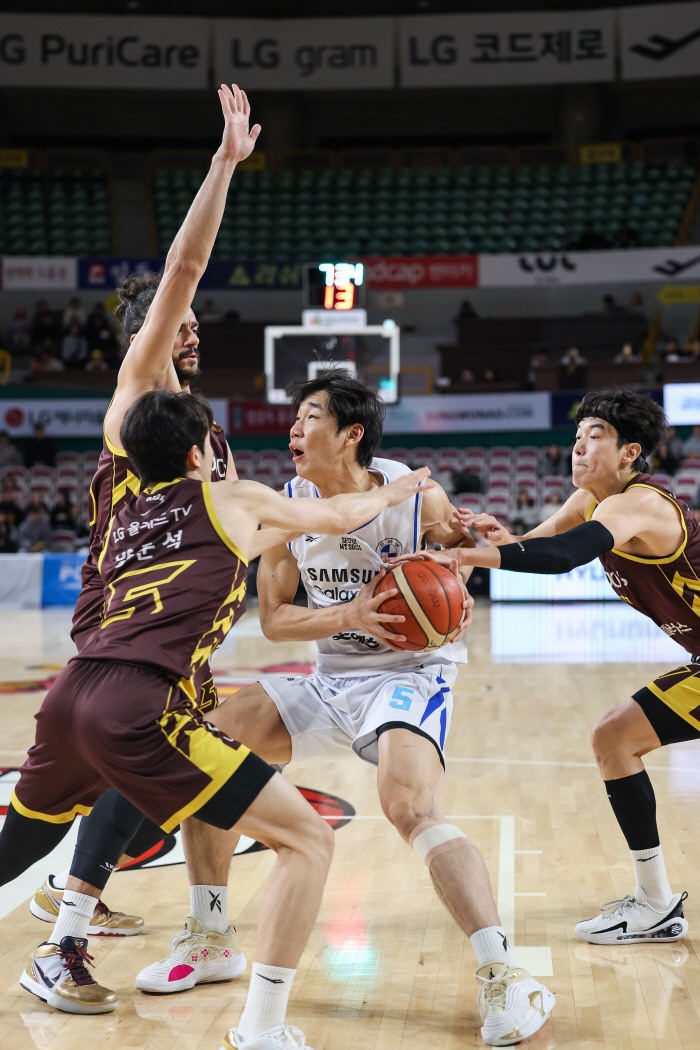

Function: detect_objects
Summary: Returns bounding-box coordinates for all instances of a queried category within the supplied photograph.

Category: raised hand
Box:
[217,83,261,165]
[384,467,434,507]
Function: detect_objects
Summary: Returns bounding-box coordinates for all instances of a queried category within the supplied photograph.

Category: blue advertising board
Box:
[41,553,85,606]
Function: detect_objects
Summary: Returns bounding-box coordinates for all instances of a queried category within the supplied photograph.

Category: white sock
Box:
[470,925,519,969]
[51,868,71,890]
[631,846,673,910]
[49,890,95,946]
[190,884,228,934]
[238,962,296,1040]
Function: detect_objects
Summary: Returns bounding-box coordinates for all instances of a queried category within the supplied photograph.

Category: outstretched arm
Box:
[104,84,260,445]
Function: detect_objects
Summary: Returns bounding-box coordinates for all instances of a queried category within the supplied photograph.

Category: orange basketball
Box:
[374,560,464,652]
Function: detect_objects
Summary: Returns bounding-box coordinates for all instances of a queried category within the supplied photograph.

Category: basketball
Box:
[374,560,464,652]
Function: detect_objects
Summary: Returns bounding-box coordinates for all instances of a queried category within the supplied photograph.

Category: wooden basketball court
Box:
[1,600,699,1050]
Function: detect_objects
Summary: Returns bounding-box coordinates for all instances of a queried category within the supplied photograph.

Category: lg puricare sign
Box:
[0,15,207,88]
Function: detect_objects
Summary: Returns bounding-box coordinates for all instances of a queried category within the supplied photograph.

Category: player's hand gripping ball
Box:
[374,561,464,651]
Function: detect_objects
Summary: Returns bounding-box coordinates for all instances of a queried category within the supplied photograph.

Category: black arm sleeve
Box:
[498,520,614,575]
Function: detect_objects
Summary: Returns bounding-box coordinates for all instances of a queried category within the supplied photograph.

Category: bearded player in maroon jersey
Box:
[0,85,258,952]
[395,389,695,948]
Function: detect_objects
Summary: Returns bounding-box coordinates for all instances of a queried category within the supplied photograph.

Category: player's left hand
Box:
[217,83,261,164]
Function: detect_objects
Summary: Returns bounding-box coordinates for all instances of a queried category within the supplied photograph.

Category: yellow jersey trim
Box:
[97,514,115,573]
[202,482,248,566]
[11,789,92,823]
[144,478,186,494]
[646,678,700,733]
[104,431,128,458]
[586,482,688,565]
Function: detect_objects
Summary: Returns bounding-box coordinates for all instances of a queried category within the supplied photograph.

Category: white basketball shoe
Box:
[476,962,556,1046]
[220,1025,314,1050]
[135,914,247,993]
[575,889,688,944]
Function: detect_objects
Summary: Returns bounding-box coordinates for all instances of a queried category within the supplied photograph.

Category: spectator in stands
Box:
[628,291,646,314]
[85,348,108,373]
[0,511,17,553]
[27,491,50,516]
[614,343,642,364]
[17,504,53,553]
[527,351,548,389]
[85,302,118,364]
[482,367,498,383]
[569,221,610,251]
[199,299,222,322]
[0,430,21,467]
[660,338,681,362]
[31,345,65,373]
[683,425,700,459]
[511,490,539,534]
[652,441,680,477]
[62,296,86,332]
[23,423,56,468]
[560,346,587,368]
[613,220,640,249]
[9,306,31,352]
[668,426,685,460]
[60,322,89,368]
[31,302,60,352]
[688,337,700,362]
[50,488,77,532]
[538,490,563,523]
[454,300,477,321]
[541,444,567,477]
[460,368,475,384]
[600,294,627,315]
[0,485,23,528]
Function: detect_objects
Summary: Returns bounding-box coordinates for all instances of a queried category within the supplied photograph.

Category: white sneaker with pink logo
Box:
[135,915,247,994]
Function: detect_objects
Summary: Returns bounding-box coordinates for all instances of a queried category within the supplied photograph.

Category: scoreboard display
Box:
[303,262,365,312]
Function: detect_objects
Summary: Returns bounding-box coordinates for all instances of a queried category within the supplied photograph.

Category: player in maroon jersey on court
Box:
[400,389,696,948]
[0,83,259,945]
[12,388,429,1047]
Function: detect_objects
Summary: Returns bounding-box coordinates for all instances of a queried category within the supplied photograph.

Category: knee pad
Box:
[70,790,146,891]
[410,822,468,868]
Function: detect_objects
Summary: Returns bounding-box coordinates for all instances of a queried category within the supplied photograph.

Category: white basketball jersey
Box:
[286,457,434,675]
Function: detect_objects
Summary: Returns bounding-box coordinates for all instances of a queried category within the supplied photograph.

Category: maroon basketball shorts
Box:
[12,658,274,833]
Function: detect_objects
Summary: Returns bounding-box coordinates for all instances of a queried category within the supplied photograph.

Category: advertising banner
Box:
[365,255,478,290]
[42,553,85,606]
[620,1,700,82]
[663,383,700,425]
[0,553,42,610]
[2,256,77,290]
[382,392,551,435]
[399,9,615,88]
[229,399,297,435]
[214,18,394,90]
[78,257,163,290]
[0,15,207,89]
[478,245,700,288]
[0,398,108,437]
[205,259,303,291]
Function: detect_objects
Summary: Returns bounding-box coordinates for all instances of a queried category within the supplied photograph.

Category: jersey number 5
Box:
[101,560,196,629]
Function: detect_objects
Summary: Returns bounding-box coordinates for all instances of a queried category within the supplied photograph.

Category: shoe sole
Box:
[482,990,556,1046]
[20,969,118,1014]
[576,916,688,945]
[135,953,247,994]
[30,895,144,936]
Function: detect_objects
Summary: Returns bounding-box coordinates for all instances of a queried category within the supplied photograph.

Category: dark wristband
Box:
[498,520,615,575]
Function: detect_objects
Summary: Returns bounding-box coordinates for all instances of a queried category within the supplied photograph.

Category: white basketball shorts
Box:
[260,660,457,769]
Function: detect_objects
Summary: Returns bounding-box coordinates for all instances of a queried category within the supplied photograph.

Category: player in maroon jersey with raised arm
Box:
[399,389,697,948]
[11,389,429,1047]
[0,84,258,945]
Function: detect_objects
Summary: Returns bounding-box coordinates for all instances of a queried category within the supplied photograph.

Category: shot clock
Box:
[302,262,365,312]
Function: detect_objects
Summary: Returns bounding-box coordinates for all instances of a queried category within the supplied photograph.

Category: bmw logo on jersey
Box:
[376,537,403,557]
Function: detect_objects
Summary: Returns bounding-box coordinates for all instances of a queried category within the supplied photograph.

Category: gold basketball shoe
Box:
[20,936,118,1014]
[30,874,145,935]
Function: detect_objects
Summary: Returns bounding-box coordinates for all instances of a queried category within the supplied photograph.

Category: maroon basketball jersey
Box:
[72,419,230,644]
[81,478,247,699]
[589,472,700,654]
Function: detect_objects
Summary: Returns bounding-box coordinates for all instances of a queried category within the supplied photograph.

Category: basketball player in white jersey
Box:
[137,370,556,1047]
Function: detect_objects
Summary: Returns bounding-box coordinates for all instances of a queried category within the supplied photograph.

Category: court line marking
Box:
[447,757,700,773]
